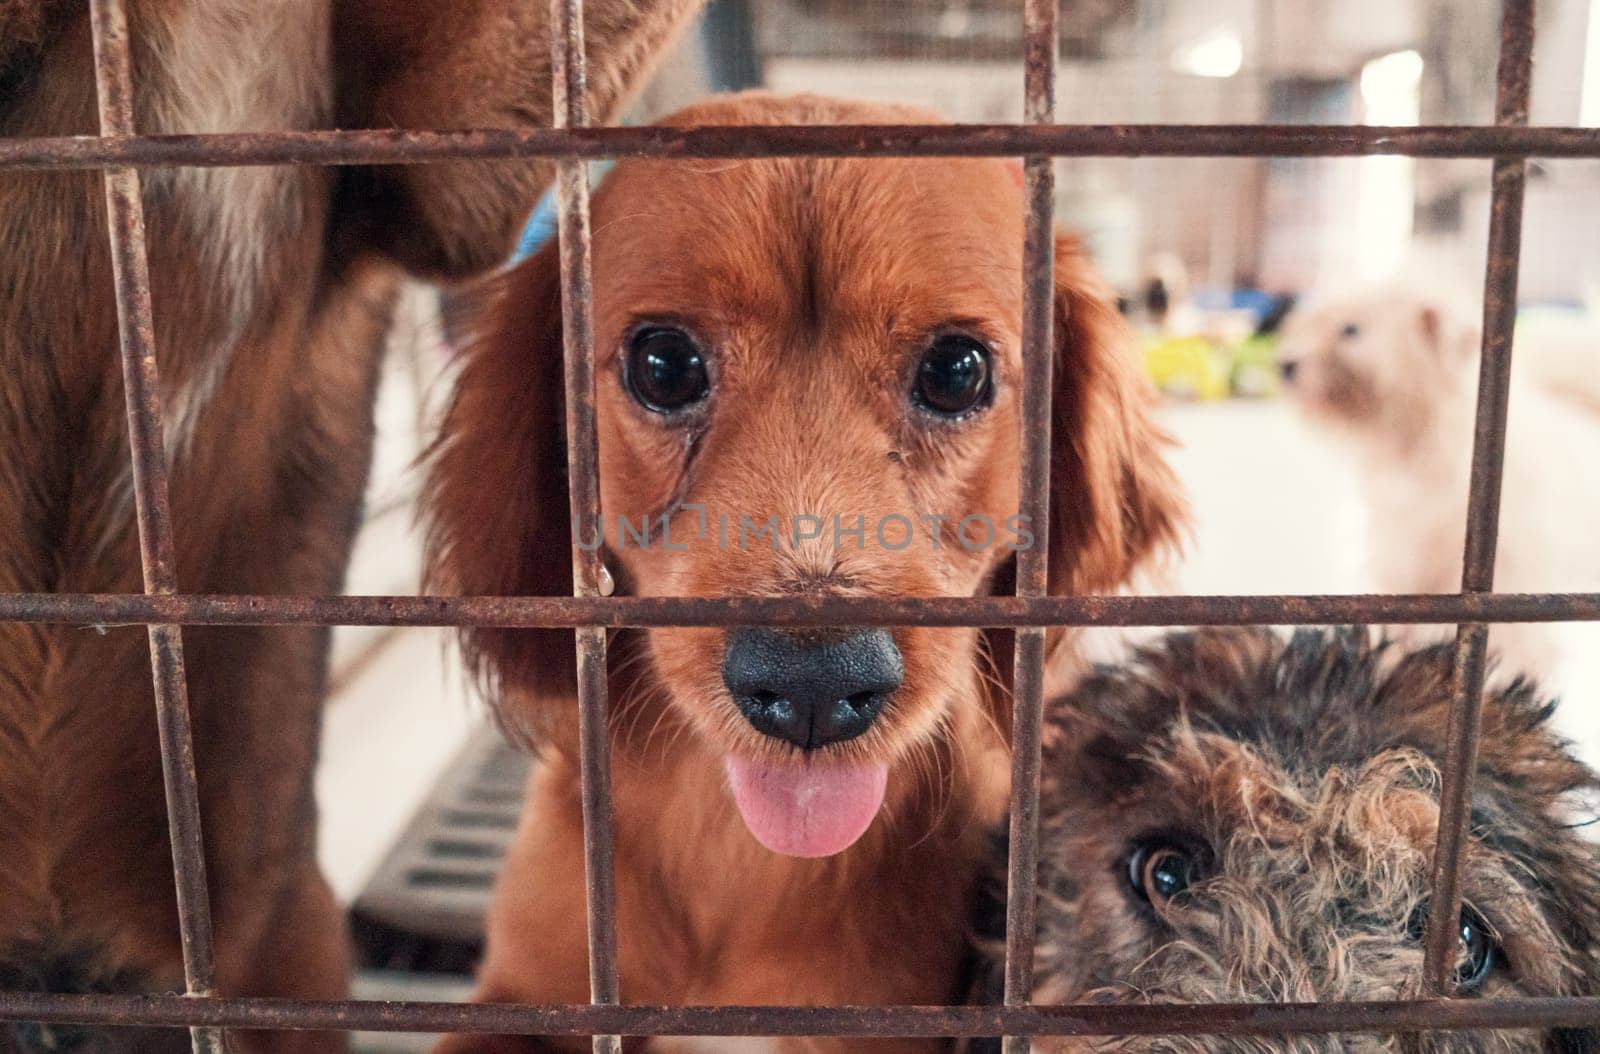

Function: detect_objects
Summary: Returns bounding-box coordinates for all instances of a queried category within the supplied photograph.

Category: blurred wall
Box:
[625,0,1598,304]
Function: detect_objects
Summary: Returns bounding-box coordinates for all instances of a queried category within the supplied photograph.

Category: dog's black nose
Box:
[1278,358,1299,381]
[722,628,903,750]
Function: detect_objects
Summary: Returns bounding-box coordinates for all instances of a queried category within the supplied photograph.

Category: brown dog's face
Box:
[588,117,1033,856]
[428,92,1185,859]
[1018,628,1600,1054]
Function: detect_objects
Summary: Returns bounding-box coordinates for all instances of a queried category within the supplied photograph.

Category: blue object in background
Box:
[1193,288,1277,321]
[513,190,560,263]
[511,0,760,266]
[511,160,619,264]
[702,0,761,94]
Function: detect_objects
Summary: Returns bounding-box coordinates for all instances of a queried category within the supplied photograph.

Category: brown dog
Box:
[0,3,702,1053]
[426,92,1186,1053]
[980,627,1600,1054]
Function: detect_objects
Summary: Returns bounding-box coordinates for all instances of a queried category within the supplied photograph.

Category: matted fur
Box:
[0,3,702,1053]
[424,92,1186,1053]
[977,627,1600,1054]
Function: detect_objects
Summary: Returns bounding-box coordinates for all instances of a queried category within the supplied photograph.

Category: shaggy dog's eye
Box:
[1127,841,1197,907]
[1456,906,1496,991]
[624,327,710,414]
[914,335,993,417]
[1406,902,1498,993]
[1340,322,1361,339]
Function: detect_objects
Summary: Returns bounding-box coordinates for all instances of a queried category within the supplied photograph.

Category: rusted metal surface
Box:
[4,124,1599,171]
[1423,0,1536,994]
[1001,623,1046,1047]
[1,992,1599,1038]
[86,3,221,1053]
[1003,3,1058,1051]
[548,1,622,1050]
[3,591,1600,629]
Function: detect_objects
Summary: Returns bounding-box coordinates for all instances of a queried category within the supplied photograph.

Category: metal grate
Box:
[2,0,1600,1050]
[348,731,525,1054]
[351,729,528,975]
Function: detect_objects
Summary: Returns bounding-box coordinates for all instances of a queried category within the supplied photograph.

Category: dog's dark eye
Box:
[1406,902,1498,993]
[1340,322,1361,339]
[624,327,709,414]
[1457,906,1496,991]
[1127,841,1196,907]
[914,335,993,417]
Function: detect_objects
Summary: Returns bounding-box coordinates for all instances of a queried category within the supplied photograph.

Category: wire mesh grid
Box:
[2,0,1600,1049]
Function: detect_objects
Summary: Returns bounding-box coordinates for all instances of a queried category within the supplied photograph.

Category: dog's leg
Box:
[220,867,352,1054]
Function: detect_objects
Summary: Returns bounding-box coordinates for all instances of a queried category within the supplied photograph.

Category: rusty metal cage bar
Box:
[3,590,1600,628]
[1422,0,1536,992]
[84,2,222,1053]
[548,0,625,1050]
[6,991,1600,1038]
[0,0,1596,1045]
[1001,1,1058,1050]
[4,124,1600,169]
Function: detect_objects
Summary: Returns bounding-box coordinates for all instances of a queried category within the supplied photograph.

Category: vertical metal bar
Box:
[1422,0,1535,993]
[85,3,222,1053]
[549,0,621,1051]
[1004,2,1058,1051]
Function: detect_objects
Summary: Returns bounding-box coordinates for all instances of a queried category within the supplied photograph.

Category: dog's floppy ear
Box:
[1415,299,1481,365]
[1532,825,1600,1054]
[330,0,704,278]
[425,241,576,740]
[1445,676,1600,1049]
[977,236,1185,702]
[1046,234,1187,596]
[1504,789,1600,1054]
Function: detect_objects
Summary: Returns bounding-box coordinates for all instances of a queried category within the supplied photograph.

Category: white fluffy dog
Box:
[1277,284,1600,746]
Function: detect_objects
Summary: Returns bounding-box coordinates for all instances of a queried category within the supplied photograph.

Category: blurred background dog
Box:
[1277,286,1600,746]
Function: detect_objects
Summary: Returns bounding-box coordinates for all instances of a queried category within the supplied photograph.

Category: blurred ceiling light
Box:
[1355,50,1424,282]
[936,1,972,39]
[1359,49,1424,125]
[1173,28,1243,79]
[1582,0,1600,126]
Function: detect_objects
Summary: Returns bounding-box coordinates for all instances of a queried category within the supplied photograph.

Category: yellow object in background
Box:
[1230,334,1281,399]
[1143,335,1231,401]
[1142,332,1283,401]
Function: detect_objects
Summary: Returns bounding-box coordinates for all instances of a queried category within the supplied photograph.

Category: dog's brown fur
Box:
[425,92,1186,1053]
[986,627,1600,1054]
[0,3,702,1051]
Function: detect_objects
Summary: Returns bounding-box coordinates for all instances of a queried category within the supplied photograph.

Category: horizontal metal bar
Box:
[1,124,1598,171]
[1,592,1597,628]
[1,993,1597,1038]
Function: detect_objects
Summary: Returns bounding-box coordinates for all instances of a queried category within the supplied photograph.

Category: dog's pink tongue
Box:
[725,756,889,858]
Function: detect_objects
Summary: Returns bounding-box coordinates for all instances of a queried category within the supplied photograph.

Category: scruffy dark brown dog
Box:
[978,627,1600,1054]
